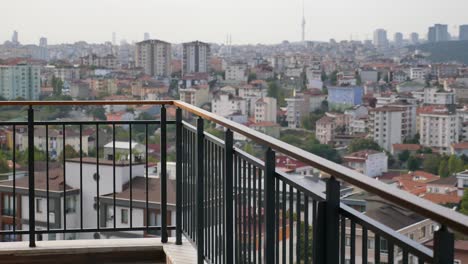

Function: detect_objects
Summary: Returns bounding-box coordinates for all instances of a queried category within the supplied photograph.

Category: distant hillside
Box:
[411,40,468,64]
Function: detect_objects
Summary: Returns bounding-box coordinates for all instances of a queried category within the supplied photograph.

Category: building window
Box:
[420,226,427,239]
[345,236,351,246]
[66,196,77,213]
[368,238,375,249]
[380,238,388,253]
[121,209,129,224]
[36,199,43,213]
[2,194,14,216]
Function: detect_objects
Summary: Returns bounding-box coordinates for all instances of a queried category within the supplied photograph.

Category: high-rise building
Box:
[112,32,117,45]
[0,64,40,100]
[410,32,419,44]
[460,25,468,40]
[373,29,388,48]
[39,37,48,47]
[144,32,150,41]
[394,32,403,47]
[428,24,449,42]
[135,39,172,77]
[182,41,210,75]
[11,30,19,45]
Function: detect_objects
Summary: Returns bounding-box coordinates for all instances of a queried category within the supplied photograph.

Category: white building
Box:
[373,29,388,48]
[179,85,210,107]
[343,150,388,177]
[369,106,405,151]
[254,97,277,123]
[455,171,468,196]
[410,67,427,80]
[412,87,456,105]
[212,93,247,118]
[0,64,40,100]
[182,41,210,75]
[419,107,459,154]
[225,64,248,83]
[285,94,306,129]
[135,39,172,77]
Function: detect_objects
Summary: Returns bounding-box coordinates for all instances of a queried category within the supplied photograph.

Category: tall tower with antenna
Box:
[301,0,306,42]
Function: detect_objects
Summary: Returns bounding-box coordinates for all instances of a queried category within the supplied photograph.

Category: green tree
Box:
[89,107,107,120]
[448,155,464,176]
[247,73,257,83]
[0,152,9,173]
[398,150,410,163]
[330,70,338,85]
[438,159,449,178]
[321,70,328,82]
[407,156,420,171]
[51,76,64,96]
[348,138,381,153]
[422,154,441,175]
[460,189,468,216]
[58,145,80,162]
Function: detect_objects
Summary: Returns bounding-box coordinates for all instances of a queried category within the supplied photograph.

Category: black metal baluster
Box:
[176,109,182,244]
[182,128,186,234]
[13,125,16,233]
[388,241,394,264]
[96,124,99,230]
[325,177,340,264]
[375,233,380,264]
[296,191,301,264]
[113,124,116,229]
[252,166,257,264]
[434,225,454,264]
[234,153,239,263]
[350,221,355,264]
[242,158,247,263]
[28,106,35,247]
[145,124,149,234]
[402,249,408,264]
[282,181,286,264]
[340,215,345,264]
[247,162,252,264]
[217,145,222,264]
[46,125,49,231]
[304,194,309,264]
[196,117,204,264]
[208,141,212,261]
[264,148,275,264]
[362,226,368,264]
[289,185,293,264]
[275,177,279,264]
[224,130,234,264]
[129,124,133,228]
[63,124,66,232]
[160,105,167,242]
[257,169,262,264]
[79,124,83,230]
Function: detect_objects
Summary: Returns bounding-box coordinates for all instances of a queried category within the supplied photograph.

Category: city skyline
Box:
[1,0,468,45]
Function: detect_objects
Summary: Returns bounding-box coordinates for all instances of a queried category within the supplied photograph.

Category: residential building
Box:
[316,116,335,145]
[428,24,449,43]
[412,87,455,105]
[182,41,210,75]
[410,32,419,44]
[225,63,248,83]
[285,93,306,128]
[373,29,388,48]
[0,64,40,100]
[419,107,459,153]
[391,144,421,156]
[303,88,327,111]
[179,85,210,107]
[369,106,405,151]
[456,170,468,196]
[254,97,277,123]
[135,39,172,77]
[211,93,247,118]
[328,86,364,110]
[451,142,468,157]
[410,67,427,80]
[394,32,403,47]
[80,54,118,69]
[343,150,388,177]
[460,25,468,41]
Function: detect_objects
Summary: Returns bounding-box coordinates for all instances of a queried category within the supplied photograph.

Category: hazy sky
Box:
[1,0,467,45]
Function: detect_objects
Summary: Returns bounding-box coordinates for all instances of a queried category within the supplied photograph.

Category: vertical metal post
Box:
[224,129,234,264]
[196,117,205,264]
[27,106,36,247]
[264,148,275,264]
[433,225,454,264]
[175,108,182,245]
[326,176,340,264]
[161,105,168,243]
[314,201,327,263]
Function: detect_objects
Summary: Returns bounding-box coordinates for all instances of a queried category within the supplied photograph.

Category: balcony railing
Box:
[0,100,466,264]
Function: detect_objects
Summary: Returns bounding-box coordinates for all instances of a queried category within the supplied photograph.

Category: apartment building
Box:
[254,97,277,123]
[343,150,388,177]
[419,107,459,154]
[316,116,336,145]
[0,64,40,100]
[369,107,405,151]
[412,87,456,105]
[225,63,248,83]
[80,54,118,69]
[285,94,306,129]
[211,92,247,118]
[179,85,210,107]
[328,86,364,110]
[135,39,172,77]
[182,41,210,75]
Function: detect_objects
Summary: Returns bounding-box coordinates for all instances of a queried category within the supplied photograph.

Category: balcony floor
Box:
[0,237,196,264]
